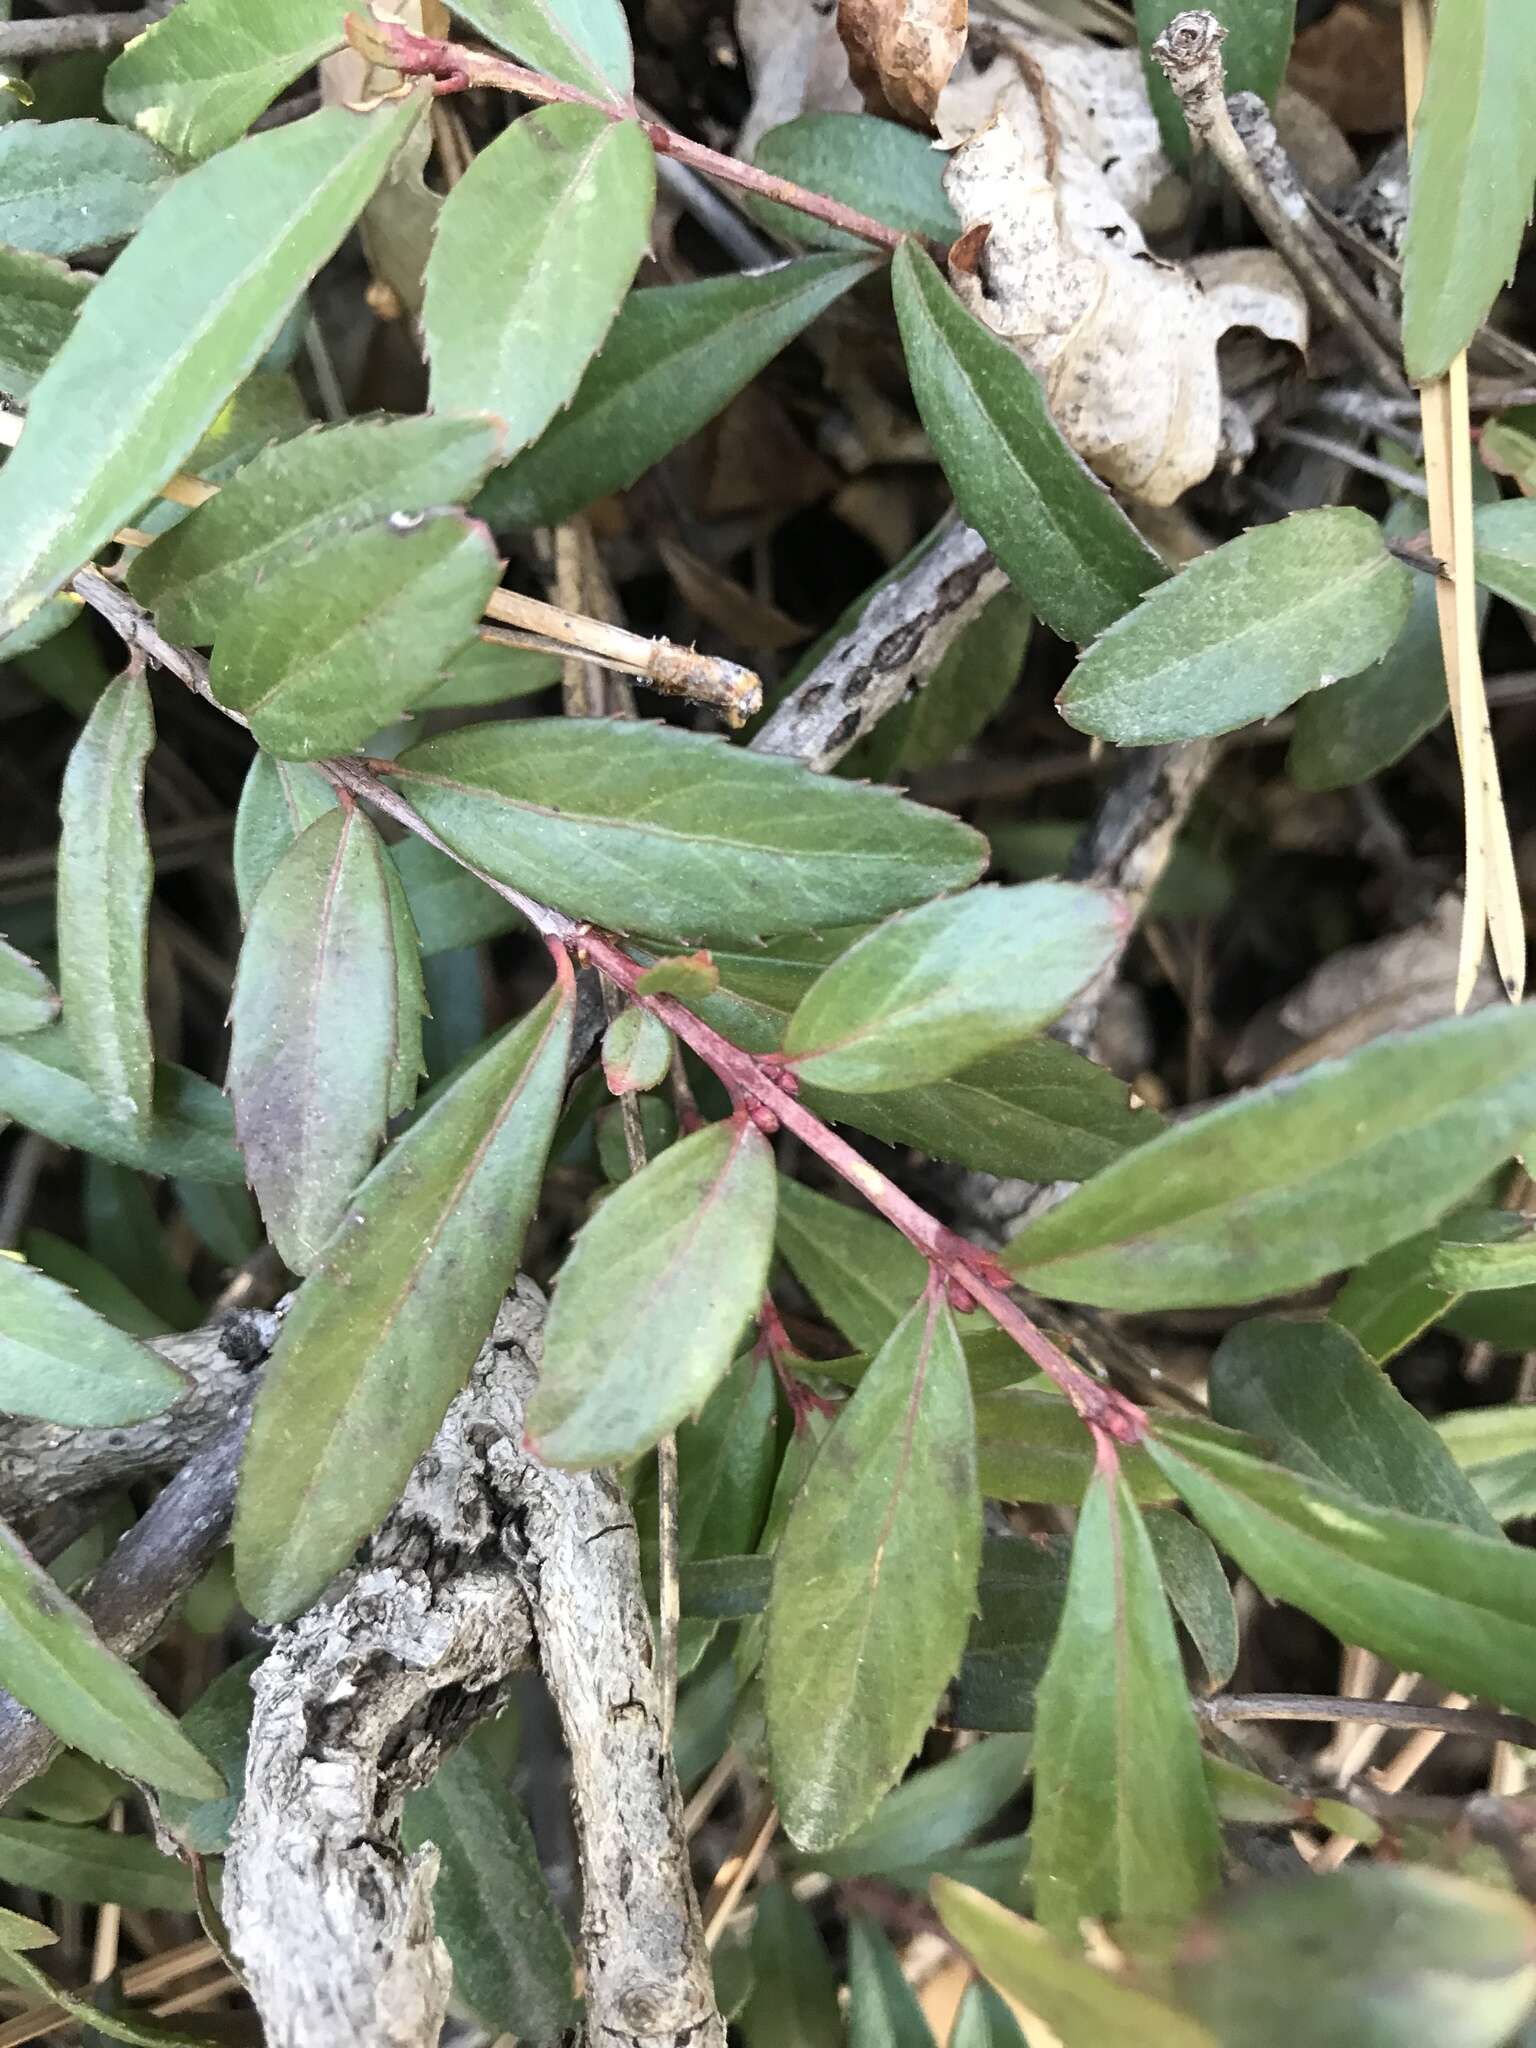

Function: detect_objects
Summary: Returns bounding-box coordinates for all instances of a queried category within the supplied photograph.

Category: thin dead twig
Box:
[1197,1692,1536,1748]
[0,4,174,61]
[1150,12,1405,394]
[751,523,1007,772]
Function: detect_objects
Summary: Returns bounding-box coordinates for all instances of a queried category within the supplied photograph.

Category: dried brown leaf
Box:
[838,0,967,129]
[943,81,1307,505]
[1287,0,1405,135]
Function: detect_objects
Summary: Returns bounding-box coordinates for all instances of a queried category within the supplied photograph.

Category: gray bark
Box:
[227,1280,723,2048]
[0,1305,279,1521]
[751,523,1006,772]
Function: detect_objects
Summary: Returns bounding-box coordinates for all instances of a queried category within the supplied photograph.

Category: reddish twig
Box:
[344,10,907,255]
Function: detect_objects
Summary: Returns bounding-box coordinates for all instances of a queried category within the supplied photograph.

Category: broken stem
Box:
[484,588,761,726]
[1149,11,1405,394]
[343,10,906,254]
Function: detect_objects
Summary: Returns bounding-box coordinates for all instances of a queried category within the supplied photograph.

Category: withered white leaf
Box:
[838,0,967,129]
[943,78,1308,506]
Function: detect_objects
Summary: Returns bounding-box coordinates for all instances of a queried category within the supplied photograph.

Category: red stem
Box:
[345,12,908,255]
[577,926,1145,1443]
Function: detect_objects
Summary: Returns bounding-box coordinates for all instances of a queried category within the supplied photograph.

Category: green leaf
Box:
[1173,1865,1536,2048]
[934,1880,1218,2048]
[0,1949,224,2046]
[476,256,874,530]
[1148,1425,1536,1719]
[1028,1469,1219,1941]
[1330,1226,1455,1363]
[391,717,986,944]
[1400,0,1536,381]
[0,98,422,633]
[1206,1315,1498,1534]
[848,1918,935,2048]
[765,1294,981,1851]
[0,1255,185,1424]
[454,0,633,100]
[0,1818,195,1911]
[1144,1507,1239,1690]
[1286,495,1488,790]
[805,1734,1031,1883]
[783,883,1122,1094]
[231,753,339,923]
[529,1116,776,1465]
[1430,1206,1536,1291]
[175,1176,261,1267]
[104,0,350,159]
[677,934,1157,1179]
[157,1652,260,1854]
[210,511,499,760]
[1203,1754,1378,1844]
[401,1726,577,2042]
[976,1387,1176,1505]
[950,1979,1031,2048]
[427,635,561,708]
[85,1146,208,1326]
[749,114,957,251]
[952,1533,1069,1733]
[1473,497,1536,611]
[1437,1404,1536,1523]
[234,983,573,1622]
[228,807,399,1273]
[775,1176,935,1352]
[740,1885,843,2048]
[1004,1005,1536,1310]
[0,939,58,1038]
[0,1518,222,1796]
[1058,510,1414,745]
[0,248,93,406]
[810,1042,1158,1184]
[671,1352,778,1674]
[680,1553,772,1618]
[425,108,653,454]
[602,1005,672,1095]
[56,671,155,1131]
[0,1906,59,1952]
[391,834,520,957]
[1136,0,1294,161]
[0,1025,243,1182]
[890,240,1163,646]
[129,413,503,646]
[382,851,427,1120]
[21,1229,168,1339]
[0,118,173,256]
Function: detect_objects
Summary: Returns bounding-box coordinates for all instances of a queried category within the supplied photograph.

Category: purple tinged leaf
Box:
[235,982,573,1622]
[601,1005,672,1095]
[228,807,399,1275]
